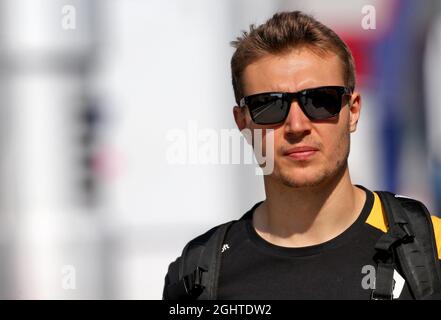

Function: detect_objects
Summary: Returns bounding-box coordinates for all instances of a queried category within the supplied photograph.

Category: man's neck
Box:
[253,166,366,248]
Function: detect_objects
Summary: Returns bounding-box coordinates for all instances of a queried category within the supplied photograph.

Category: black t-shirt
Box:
[216,186,441,299]
[163,185,441,300]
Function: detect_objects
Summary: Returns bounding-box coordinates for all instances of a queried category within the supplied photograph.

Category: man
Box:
[163,11,441,300]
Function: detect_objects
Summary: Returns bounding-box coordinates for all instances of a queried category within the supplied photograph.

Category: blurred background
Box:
[0,0,439,299]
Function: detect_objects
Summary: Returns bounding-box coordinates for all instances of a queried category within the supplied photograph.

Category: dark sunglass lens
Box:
[302,88,343,119]
[248,94,288,124]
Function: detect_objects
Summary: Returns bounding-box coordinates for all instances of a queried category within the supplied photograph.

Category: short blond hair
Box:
[230,11,356,103]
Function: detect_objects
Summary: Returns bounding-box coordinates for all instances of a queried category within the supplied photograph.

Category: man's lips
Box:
[283,146,319,160]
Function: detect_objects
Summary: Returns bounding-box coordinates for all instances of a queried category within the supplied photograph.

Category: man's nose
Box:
[283,100,313,135]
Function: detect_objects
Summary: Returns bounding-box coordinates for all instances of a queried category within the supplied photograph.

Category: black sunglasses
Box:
[239,86,352,125]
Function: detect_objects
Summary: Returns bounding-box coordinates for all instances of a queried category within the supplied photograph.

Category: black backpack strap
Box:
[163,220,235,300]
[197,222,234,299]
[373,262,395,299]
[373,191,441,300]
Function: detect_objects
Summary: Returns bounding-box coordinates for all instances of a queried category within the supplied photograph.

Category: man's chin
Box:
[280,177,325,189]
[270,170,326,189]
[271,159,348,189]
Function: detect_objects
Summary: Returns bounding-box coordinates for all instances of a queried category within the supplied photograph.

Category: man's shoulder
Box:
[375,191,441,259]
[431,215,441,259]
[389,193,441,259]
[163,219,237,291]
[174,220,238,259]
[187,221,233,247]
[168,220,236,262]
[181,205,257,250]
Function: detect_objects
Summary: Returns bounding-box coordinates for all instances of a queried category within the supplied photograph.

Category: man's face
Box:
[233,47,361,188]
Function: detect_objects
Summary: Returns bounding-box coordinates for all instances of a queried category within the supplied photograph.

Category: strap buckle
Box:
[371,290,393,300]
[183,266,206,297]
[375,223,414,252]
[399,223,414,242]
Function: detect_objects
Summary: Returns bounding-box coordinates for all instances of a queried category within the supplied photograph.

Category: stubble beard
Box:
[273,133,351,189]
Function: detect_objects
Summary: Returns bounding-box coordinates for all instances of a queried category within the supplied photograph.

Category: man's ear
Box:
[233,106,247,131]
[233,106,254,146]
[349,92,361,133]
